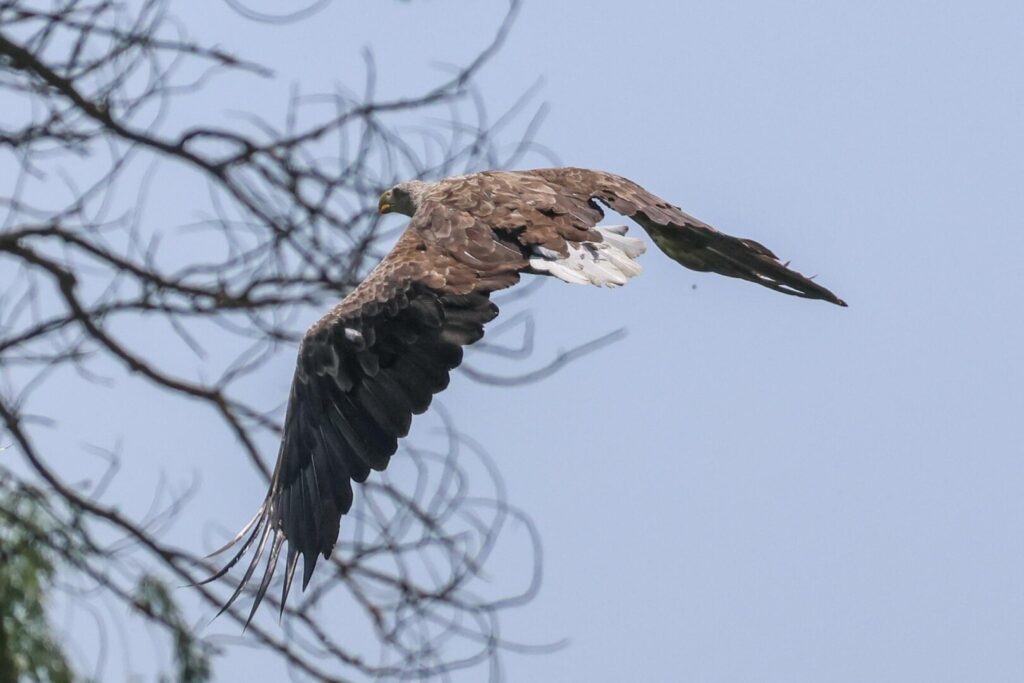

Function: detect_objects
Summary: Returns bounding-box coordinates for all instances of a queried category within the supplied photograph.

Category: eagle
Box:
[205,167,846,622]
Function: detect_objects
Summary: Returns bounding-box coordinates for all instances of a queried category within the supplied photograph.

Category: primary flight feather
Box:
[205,167,846,623]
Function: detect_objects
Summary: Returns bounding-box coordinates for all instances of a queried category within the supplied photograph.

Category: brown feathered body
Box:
[205,168,845,623]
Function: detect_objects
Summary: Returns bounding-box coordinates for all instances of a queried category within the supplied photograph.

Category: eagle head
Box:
[379,180,427,217]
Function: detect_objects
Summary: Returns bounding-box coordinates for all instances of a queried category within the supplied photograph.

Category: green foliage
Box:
[0,490,76,683]
[134,576,212,683]
[0,485,212,682]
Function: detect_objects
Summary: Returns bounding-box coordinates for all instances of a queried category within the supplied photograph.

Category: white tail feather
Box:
[529,225,646,288]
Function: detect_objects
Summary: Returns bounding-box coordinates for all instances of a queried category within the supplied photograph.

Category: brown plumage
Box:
[205,167,846,624]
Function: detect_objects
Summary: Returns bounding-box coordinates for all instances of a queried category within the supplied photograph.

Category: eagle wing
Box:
[480,167,846,306]
[208,205,527,623]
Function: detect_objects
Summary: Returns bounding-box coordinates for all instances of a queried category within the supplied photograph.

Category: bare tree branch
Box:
[0,0,605,680]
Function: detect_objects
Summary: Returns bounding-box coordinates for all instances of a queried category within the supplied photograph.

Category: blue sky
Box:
[12,0,1024,680]
[353,3,1024,680]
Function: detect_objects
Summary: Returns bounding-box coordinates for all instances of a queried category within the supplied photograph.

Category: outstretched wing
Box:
[207,209,526,624]
[518,168,846,306]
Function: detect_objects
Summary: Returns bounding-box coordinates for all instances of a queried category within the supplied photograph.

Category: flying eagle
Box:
[206,167,845,622]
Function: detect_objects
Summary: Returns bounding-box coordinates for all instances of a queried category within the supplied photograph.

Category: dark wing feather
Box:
[522,167,846,306]
[208,208,525,624]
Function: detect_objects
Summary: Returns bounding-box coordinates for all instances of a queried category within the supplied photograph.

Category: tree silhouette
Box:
[0,1,603,679]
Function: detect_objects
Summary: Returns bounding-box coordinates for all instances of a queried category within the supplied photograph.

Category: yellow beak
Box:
[378,196,392,214]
